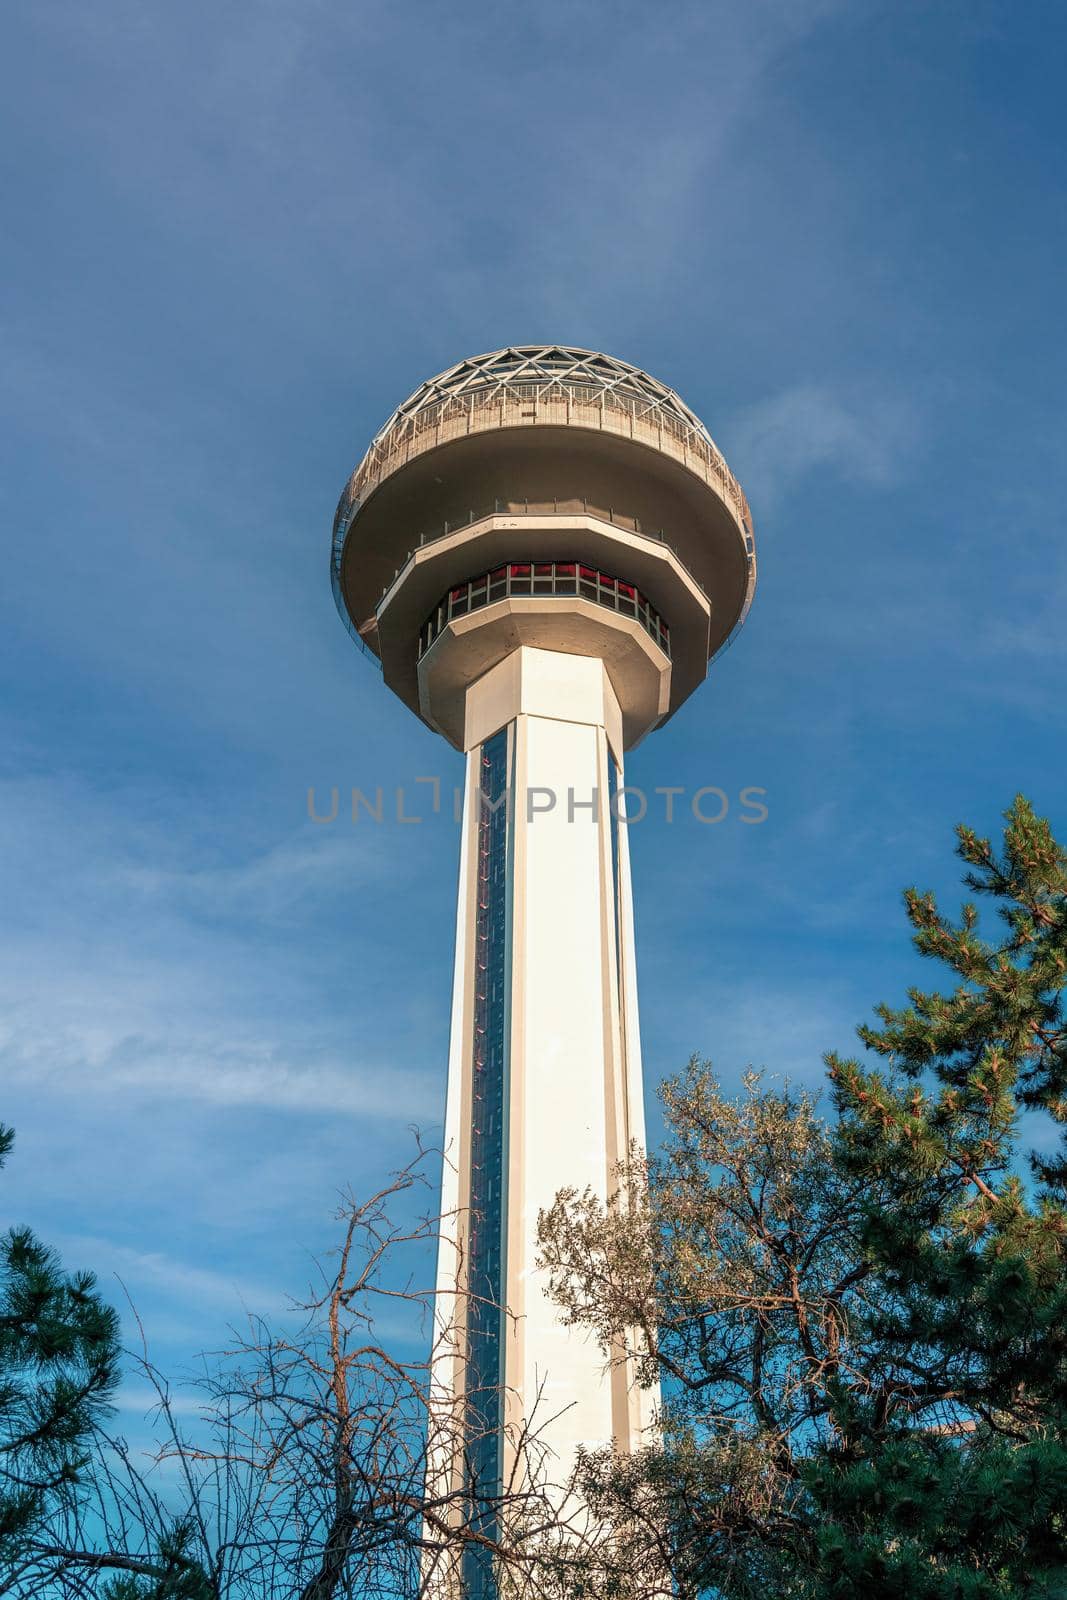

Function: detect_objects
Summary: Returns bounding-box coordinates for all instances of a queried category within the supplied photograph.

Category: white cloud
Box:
[645,973,866,1092]
[58,1235,283,1318]
[114,826,395,922]
[982,596,1067,662]
[0,764,436,1110]
[0,1011,438,1119]
[731,382,921,505]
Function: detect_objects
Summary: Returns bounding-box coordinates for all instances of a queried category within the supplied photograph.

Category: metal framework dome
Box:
[336,345,752,540]
[374,346,715,447]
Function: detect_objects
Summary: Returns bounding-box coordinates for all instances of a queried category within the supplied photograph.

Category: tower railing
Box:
[383,498,686,599]
[335,381,754,544]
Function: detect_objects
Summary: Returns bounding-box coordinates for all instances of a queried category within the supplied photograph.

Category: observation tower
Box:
[331,347,756,1591]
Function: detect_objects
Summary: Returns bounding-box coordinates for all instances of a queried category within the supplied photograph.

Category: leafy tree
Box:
[537,1062,874,1598]
[537,797,1067,1598]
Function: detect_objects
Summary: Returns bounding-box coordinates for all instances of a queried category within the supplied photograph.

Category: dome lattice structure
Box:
[378,346,716,444]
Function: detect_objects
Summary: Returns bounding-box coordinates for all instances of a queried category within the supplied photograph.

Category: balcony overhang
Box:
[371,513,710,734]
[417,599,672,752]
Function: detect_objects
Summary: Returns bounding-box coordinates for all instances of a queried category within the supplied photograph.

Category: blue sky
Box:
[1,0,1065,1433]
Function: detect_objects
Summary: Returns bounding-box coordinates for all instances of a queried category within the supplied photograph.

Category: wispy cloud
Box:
[0,1020,438,1118]
[114,827,395,923]
[55,1235,283,1318]
[731,382,922,505]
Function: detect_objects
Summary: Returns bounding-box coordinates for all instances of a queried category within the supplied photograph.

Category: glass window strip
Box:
[608,754,623,994]
[463,727,509,1600]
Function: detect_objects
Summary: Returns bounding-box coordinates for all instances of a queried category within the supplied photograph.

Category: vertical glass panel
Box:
[464,728,510,1600]
[608,753,623,993]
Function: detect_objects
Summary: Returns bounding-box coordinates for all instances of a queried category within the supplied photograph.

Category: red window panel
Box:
[509,563,531,576]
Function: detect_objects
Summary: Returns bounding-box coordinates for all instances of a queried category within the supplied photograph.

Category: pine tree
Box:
[98,1522,217,1600]
[810,796,1067,1597]
[0,1122,121,1583]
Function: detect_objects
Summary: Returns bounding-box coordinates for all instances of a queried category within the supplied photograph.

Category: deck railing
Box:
[334,382,753,545]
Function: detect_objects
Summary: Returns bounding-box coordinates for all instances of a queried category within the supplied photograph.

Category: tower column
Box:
[432,647,655,1523]
[504,654,625,1475]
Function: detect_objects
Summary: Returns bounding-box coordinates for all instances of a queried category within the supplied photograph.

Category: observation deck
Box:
[331,346,756,748]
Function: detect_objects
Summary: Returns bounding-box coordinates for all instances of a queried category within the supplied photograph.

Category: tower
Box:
[331,347,755,1591]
